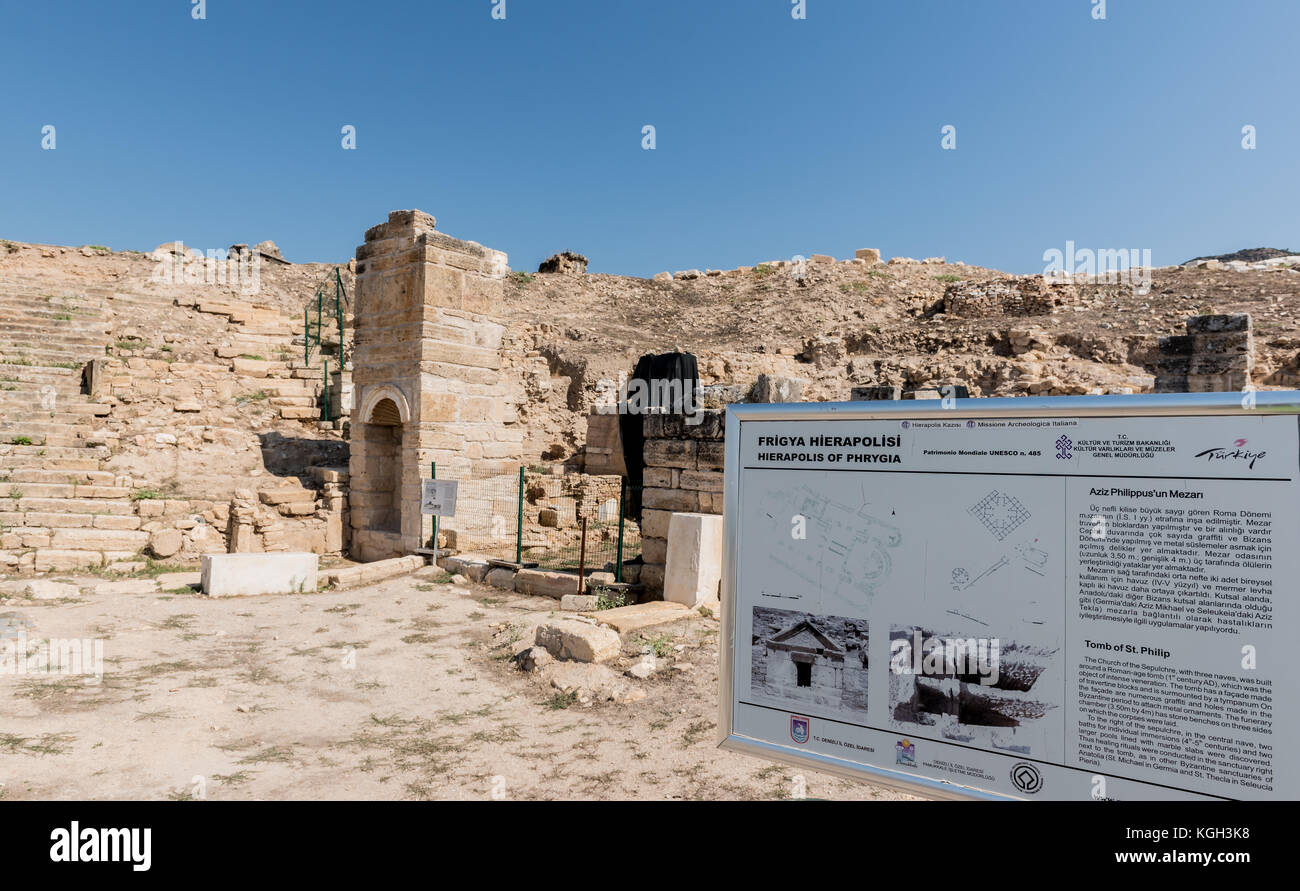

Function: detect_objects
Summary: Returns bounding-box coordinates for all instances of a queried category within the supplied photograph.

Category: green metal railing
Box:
[302,267,351,423]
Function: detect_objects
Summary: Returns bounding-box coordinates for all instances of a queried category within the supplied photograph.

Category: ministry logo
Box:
[1055,435,1073,460]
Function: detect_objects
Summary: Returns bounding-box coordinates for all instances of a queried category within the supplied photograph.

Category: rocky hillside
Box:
[499,250,1300,461]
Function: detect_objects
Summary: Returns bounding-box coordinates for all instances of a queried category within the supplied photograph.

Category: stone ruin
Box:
[1154,313,1253,393]
[348,210,521,561]
[943,276,1077,318]
[0,205,1280,601]
[537,251,588,275]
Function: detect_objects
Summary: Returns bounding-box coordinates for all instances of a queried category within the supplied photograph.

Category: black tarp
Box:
[620,351,699,521]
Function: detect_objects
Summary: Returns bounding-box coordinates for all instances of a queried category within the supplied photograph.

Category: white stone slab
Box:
[663,512,723,609]
[201,552,318,597]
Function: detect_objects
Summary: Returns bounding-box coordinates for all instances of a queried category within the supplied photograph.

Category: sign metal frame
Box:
[717,390,1300,800]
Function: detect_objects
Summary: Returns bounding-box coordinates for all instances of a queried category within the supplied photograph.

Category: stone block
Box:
[34,549,103,572]
[663,512,724,609]
[583,601,692,634]
[560,594,600,611]
[643,439,697,469]
[640,509,673,539]
[855,248,882,264]
[696,441,726,472]
[752,374,805,403]
[678,470,724,493]
[50,528,149,551]
[641,536,667,564]
[851,385,902,401]
[1186,313,1251,334]
[150,528,183,558]
[534,620,622,663]
[201,552,318,597]
[486,567,517,589]
[642,487,700,512]
[514,568,581,599]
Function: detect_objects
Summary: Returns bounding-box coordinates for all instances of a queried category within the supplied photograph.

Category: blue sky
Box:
[1,0,1296,276]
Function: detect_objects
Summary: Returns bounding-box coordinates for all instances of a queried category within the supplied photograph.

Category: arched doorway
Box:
[352,386,412,559]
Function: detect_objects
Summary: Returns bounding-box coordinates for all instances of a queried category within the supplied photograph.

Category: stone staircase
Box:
[0,253,355,574]
[0,276,138,572]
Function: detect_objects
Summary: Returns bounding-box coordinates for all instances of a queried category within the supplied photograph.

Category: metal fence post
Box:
[303,306,309,365]
[430,461,438,553]
[322,358,330,424]
[515,465,525,565]
[336,270,344,349]
[615,477,626,582]
[578,516,588,595]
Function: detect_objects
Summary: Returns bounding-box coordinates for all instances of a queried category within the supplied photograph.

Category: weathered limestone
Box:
[534,619,621,663]
[1155,313,1254,393]
[751,373,805,403]
[348,210,521,561]
[201,552,319,597]
[663,512,724,609]
[583,600,693,633]
[514,567,582,598]
[537,251,588,275]
[639,410,725,595]
[321,554,424,589]
[943,276,1075,318]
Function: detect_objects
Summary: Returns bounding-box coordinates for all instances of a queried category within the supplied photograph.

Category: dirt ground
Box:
[0,566,915,801]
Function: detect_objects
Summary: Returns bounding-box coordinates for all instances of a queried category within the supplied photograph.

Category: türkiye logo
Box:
[1010,762,1044,794]
[1194,438,1266,470]
[790,716,810,745]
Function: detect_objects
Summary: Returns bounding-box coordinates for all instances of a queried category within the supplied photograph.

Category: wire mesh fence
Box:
[428,465,643,580]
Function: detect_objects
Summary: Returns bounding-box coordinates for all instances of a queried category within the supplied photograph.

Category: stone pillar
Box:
[348,210,522,562]
[639,410,725,595]
[1155,313,1254,393]
[663,512,724,609]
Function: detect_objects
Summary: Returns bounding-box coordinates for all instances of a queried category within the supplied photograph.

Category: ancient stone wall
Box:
[943,276,1075,318]
[348,210,522,561]
[638,410,725,595]
[1154,313,1253,393]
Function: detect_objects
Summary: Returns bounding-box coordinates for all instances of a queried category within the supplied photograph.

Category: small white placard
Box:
[420,480,458,517]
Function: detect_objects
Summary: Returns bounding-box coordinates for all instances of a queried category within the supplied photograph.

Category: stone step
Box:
[0,419,92,436]
[0,443,108,464]
[0,317,108,335]
[0,299,111,318]
[0,392,106,409]
[12,496,136,516]
[279,406,322,420]
[0,384,87,400]
[0,350,92,368]
[1,482,131,499]
[0,364,79,381]
[4,468,118,486]
[0,432,83,448]
[0,511,143,531]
